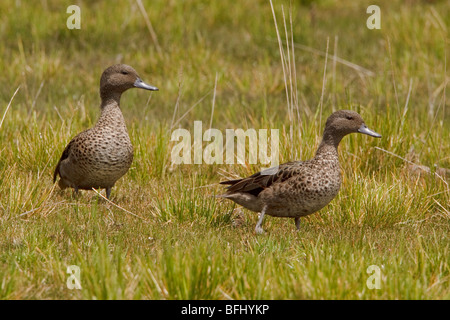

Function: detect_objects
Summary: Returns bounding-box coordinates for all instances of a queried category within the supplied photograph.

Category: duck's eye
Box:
[121,71,128,75]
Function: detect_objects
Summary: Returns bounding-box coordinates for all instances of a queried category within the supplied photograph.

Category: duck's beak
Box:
[134,78,159,91]
[358,124,381,138]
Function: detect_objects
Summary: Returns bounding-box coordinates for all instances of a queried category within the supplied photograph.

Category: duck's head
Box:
[324,110,381,139]
[100,64,158,101]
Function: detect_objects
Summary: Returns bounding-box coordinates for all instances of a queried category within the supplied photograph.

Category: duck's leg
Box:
[106,187,112,200]
[294,217,301,231]
[72,186,79,199]
[255,205,267,234]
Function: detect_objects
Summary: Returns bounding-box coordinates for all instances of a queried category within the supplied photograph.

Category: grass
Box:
[0,0,449,299]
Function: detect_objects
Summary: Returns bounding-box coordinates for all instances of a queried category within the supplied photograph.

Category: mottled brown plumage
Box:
[53,64,158,199]
[219,110,381,233]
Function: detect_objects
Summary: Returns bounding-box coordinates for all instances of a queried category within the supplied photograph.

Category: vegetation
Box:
[0,0,448,299]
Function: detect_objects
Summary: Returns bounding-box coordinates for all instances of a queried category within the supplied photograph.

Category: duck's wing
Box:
[220,161,301,197]
[53,139,76,183]
[53,128,93,183]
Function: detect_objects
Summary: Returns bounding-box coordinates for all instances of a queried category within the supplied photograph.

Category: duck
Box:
[53,64,158,199]
[218,110,381,233]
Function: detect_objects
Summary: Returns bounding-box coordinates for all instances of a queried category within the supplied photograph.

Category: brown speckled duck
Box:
[219,110,381,233]
[53,64,158,199]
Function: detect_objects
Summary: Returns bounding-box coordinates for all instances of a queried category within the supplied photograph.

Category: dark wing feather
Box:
[53,139,75,182]
[220,161,300,197]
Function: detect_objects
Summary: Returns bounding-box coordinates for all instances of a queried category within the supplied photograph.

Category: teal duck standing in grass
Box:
[53,64,158,199]
[219,110,381,233]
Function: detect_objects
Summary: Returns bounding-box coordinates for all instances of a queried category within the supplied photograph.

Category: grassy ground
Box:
[0,0,449,299]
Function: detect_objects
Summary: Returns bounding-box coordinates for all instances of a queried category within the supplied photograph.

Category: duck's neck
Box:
[96,96,127,130]
[314,129,344,160]
[100,90,122,106]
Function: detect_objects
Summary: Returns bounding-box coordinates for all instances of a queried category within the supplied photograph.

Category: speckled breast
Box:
[74,128,134,189]
[261,160,342,218]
